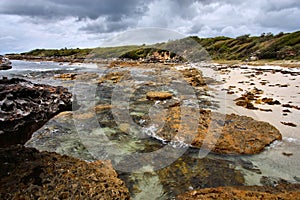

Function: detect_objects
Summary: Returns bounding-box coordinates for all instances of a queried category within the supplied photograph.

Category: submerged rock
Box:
[0,145,130,200]
[0,78,74,147]
[157,154,245,197]
[54,73,77,80]
[176,184,300,200]
[97,70,130,84]
[0,56,12,70]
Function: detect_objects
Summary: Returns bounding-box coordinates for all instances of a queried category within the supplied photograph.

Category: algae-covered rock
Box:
[0,145,131,200]
[154,107,282,154]
[146,91,173,100]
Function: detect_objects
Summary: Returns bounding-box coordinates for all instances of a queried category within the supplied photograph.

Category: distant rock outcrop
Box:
[0,55,12,70]
[0,78,74,147]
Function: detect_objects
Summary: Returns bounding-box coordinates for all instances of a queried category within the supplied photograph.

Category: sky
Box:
[0,0,299,54]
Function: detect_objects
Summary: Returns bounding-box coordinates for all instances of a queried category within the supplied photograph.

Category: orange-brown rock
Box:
[94,104,114,113]
[54,73,77,80]
[76,72,99,80]
[109,61,139,68]
[146,91,173,100]
[97,70,129,84]
[0,145,130,200]
[155,107,281,154]
[176,184,300,200]
[180,68,206,87]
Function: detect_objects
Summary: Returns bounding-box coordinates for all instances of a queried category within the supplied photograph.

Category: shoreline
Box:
[7,55,300,69]
[213,59,300,68]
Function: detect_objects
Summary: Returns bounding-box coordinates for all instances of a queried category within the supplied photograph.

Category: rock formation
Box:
[146,91,173,100]
[154,107,282,154]
[0,78,74,147]
[0,56,12,70]
[0,145,130,199]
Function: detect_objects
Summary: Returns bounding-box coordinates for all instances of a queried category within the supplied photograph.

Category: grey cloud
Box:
[258,7,300,30]
[0,0,149,20]
[181,0,300,36]
[0,0,152,34]
[80,18,136,33]
[1,0,300,54]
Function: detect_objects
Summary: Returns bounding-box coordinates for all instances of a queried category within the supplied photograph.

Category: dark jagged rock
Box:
[281,121,297,127]
[0,78,74,147]
[0,56,12,70]
[261,98,281,105]
[0,145,130,200]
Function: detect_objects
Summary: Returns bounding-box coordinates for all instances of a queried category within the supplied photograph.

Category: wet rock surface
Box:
[157,152,245,197]
[146,91,173,100]
[180,68,207,87]
[154,106,282,154]
[0,145,130,200]
[235,88,281,111]
[0,56,12,70]
[176,184,300,200]
[0,78,74,147]
[54,73,77,80]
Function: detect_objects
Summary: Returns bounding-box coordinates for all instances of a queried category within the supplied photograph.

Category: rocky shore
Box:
[0,55,12,70]
[0,78,74,147]
[1,61,299,199]
[0,145,130,199]
[0,77,130,199]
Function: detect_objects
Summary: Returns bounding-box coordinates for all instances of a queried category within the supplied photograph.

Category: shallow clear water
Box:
[4,60,299,199]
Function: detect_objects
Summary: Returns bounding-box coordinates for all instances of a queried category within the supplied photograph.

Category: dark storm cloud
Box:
[0,0,300,54]
[0,0,149,20]
[1,0,299,34]
[80,18,136,33]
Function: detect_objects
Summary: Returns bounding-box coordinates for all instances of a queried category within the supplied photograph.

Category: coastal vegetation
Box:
[6,31,300,62]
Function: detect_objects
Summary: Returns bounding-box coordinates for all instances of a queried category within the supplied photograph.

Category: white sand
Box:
[196,63,300,185]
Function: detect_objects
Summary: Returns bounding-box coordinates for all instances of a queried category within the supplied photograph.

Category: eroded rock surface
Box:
[146,91,173,100]
[0,145,130,200]
[176,184,300,200]
[180,68,207,87]
[157,154,245,197]
[0,78,74,147]
[154,107,282,154]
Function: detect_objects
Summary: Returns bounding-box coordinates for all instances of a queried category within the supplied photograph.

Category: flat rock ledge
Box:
[155,107,282,154]
[0,145,130,200]
[146,91,173,100]
[0,78,74,147]
[176,184,300,200]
